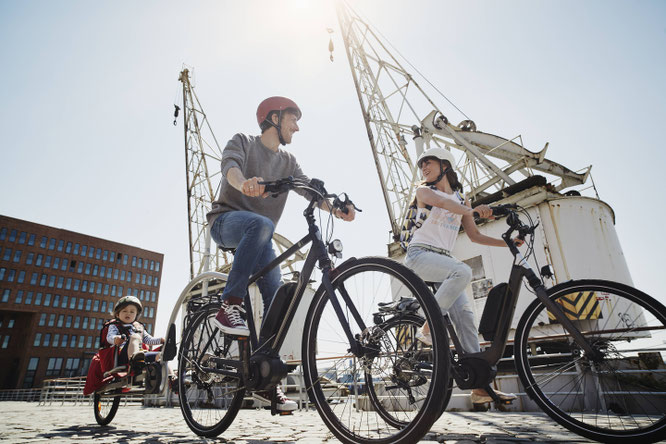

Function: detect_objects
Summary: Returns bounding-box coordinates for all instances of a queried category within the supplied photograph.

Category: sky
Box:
[1,0,665,337]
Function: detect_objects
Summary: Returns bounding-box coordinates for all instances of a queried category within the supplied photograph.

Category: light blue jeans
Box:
[210,211,282,313]
[404,245,481,354]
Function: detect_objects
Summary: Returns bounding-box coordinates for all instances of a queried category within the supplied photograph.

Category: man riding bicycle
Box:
[206,96,355,410]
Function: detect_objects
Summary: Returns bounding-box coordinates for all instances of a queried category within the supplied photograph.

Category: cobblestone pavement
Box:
[0,401,596,443]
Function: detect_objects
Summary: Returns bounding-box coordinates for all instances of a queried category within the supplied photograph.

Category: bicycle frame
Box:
[461,229,601,367]
[214,197,365,375]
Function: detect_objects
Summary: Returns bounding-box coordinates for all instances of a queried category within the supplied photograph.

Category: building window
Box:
[69,297,76,309]
[103,250,108,261]
[8,229,17,242]
[82,317,88,329]
[96,284,101,295]
[89,282,95,293]
[64,357,80,377]
[150,260,155,271]
[57,315,64,328]
[65,241,72,254]
[7,269,15,282]
[53,257,59,270]
[94,337,100,348]
[52,333,59,347]
[152,292,156,302]
[95,248,101,260]
[7,319,14,328]
[15,290,23,303]
[29,272,38,285]
[111,285,116,297]
[81,280,88,292]
[34,293,41,305]
[17,270,25,283]
[26,252,34,265]
[118,286,123,297]
[35,254,43,266]
[86,336,93,349]
[78,336,84,348]
[73,243,80,255]
[18,231,27,244]
[103,284,109,295]
[57,240,64,252]
[28,234,35,246]
[93,300,99,312]
[23,357,40,388]
[1,335,9,348]
[48,314,55,327]
[89,317,96,330]
[138,258,143,269]
[39,274,47,286]
[131,256,137,267]
[43,333,50,347]
[61,295,68,308]
[39,313,47,326]
[61,259,66,271]
[44,256,52,268]
[88,248,94,258]
[141,274,146,285]
[154,277,159,287]
[85,263,91,275]
[123,254,128,265]
[13,250,22,263]
[40,236,47,248]
[106,268,111,279]
[53,294,60,307]
[33,333,42,347]
[48,238,56,250]
[44,293,51,306]
[45,357,63,377]
[1,289,10,303]
[77,262,84,273]
[77,298,83,310]
[100,301,107,313]
[81,245,87,257]
[2,248,11,261]
[57,276,64,289]
[74,316,80,328]
[65,315,72,328]
[66,278,72,290]
[48,275,56,288]
[0,267,5,281]
[120,270,125,281]
[0,227,6,241]
[86,299,91,311]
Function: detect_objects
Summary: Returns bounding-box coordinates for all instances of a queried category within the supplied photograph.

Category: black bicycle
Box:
[175,177,450,444]
[406,204,666,443]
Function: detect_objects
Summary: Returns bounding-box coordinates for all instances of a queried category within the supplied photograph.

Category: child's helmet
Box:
[114,295,143,319]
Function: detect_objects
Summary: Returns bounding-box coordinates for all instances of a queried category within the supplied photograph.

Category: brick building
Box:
[0,215,164,389]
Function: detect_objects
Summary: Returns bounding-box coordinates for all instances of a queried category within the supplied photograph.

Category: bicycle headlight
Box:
[328,239,343,258]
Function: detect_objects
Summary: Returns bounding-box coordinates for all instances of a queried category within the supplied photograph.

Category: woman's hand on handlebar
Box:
[471,204,493,219]
[241,177,267,198]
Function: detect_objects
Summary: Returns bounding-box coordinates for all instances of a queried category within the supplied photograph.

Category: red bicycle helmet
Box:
[256,96,302,126]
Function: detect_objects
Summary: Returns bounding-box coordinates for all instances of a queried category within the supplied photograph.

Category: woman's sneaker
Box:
[253,385,298,412]
[213,301,249,336]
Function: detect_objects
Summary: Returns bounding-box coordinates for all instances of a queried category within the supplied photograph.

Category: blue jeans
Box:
[404,245,480,354]
[211,211,282,313]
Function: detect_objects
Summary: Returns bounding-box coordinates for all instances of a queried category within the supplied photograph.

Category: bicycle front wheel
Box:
[302,256,448,444]
[515,279,666,443]
[178,303,245,438]
[93,391,120,426]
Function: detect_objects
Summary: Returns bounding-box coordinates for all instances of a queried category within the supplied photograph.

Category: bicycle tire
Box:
[178,303,244,438]
[515,279,666,443]
[93,391,120,426]
[302,256,448,444]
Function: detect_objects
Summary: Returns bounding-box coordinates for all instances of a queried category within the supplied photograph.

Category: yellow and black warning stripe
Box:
[549,291,602,323]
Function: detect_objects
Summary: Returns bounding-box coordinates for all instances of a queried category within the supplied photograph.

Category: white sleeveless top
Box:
[410,188,464,252]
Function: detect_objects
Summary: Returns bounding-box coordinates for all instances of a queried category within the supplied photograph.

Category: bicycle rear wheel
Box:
[302,256,448,444]
[178,303,245,438]
[93,390,120,426]
[515,279,666,443]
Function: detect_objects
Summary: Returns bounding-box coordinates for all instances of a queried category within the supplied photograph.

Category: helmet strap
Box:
[267,110,287,146]
[425,164,449,186]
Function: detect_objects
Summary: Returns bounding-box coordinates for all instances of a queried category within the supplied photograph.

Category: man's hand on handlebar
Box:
[335,204,356,222]
[241,177,267,198]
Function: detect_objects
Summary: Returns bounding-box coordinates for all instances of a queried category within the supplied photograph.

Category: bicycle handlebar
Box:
[259,176,362,213]
[472,203,535,242]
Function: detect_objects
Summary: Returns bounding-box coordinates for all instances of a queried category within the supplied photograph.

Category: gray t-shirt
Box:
[206,133,311,227]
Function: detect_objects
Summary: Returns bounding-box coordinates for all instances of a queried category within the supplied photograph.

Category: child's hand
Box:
[113,335,124,346]
[160,337,166,344]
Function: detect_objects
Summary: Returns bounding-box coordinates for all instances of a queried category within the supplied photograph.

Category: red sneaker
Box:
[212,301,249,336]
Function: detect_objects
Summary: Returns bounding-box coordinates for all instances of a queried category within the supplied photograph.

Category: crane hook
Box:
[173,104,180,126]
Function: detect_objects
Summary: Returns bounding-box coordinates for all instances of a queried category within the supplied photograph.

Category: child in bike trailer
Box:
[83,296,165,396]
[403,147,521,406]
[105,295,164,367]
[206,97,356,411]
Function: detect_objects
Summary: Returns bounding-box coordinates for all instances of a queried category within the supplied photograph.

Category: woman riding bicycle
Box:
[404,146,519,406]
